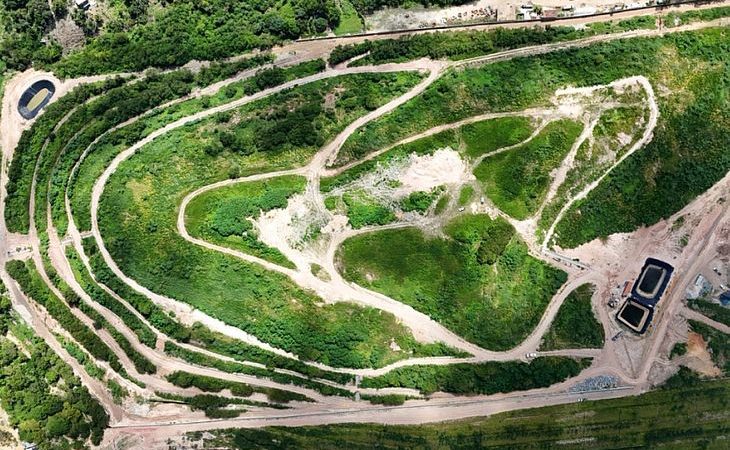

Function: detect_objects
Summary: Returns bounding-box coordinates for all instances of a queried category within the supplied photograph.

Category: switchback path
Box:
[87,17,727,376]
[0,11,727,445]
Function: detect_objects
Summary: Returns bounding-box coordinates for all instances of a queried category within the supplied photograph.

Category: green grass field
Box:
[457,185,474,206]
[337,214,567,350]
[540,283,605,350]
[334,0,364,35]
[97,71,457,369]
[186,175,306,268]
[473,119,582,220]
[461,116,534,158]
[342,191,395,228]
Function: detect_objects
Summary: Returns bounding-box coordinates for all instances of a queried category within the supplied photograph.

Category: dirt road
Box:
[273,2,730,63]
[681,307,730,334]
[87,16,729,374]
[542,75,659,250]
[0,9,728,446]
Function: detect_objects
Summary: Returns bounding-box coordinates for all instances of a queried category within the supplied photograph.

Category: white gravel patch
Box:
[395,148,473,196]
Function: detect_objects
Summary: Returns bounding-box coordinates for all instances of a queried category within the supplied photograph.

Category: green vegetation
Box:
[538,104,647,236]
[334,0,364,35]
[328,16,657,66]
[166,371,313,403]
[337,112,533,166]
[107,379,128,404]
[77,301,156,375]
[338,28,730,248]
[82,238,191,342]
[0,311,108,447]
[457,185,474,206]
[540,283,604,351]
[44,61,288,238]
[19,242,148,381]
[323,116,533,202]
[667,5,730,26]
[66,245,157,348]
[670,342,687,359]
[56,334,106,381]
[689,320,729,374]
[474,119,582,219]
[362,394,407,406]
[687,298,730,327]
[361,357,589,395]
[322,130,459,193]
[552,32,730,247]
[338,214,567,350]
[461,116,534,158]
[48,1,341,76]
[342,191,396,228]
[196,377,730,449]
[187,324,355,385]
[164,342,354,398]
[156,391,286,418]
[593,105,646,148]
[98,72,451,368]
[70,239,369,394]
[68,59,325,234]
[186,176,306,267]
[0,0,59,70]
[40,72,207,237]
[401,188,443,213]
[5,79,126,232]
[6,260,126,374]
[661,366,704,390]
[434,194,450,215]
[72,295,157,377]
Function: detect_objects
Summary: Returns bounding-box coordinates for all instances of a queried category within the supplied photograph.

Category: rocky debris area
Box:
[49,18,86,53]
[568,375,618,392]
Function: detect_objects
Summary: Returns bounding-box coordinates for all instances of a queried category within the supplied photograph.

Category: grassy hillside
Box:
[97,71,455,368]
[186,175,307,268]
[338,214,567,350]
[474,119,582,219]
[540,283,604,350]
[337,28,730,247]
[360,357,590,395]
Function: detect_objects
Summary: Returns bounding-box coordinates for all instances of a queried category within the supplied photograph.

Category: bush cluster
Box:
[0,322,109,447]
[361,357,590,395]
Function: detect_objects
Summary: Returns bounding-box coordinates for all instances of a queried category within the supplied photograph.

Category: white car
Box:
[525,352,538,359]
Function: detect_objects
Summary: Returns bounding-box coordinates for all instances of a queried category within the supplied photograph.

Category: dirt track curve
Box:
[0,8,728,447]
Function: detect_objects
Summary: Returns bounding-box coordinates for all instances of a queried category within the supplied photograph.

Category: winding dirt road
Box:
[542,76,659,250]
[0,10,728,448]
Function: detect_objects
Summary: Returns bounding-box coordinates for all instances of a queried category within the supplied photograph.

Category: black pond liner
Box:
[617,299,654,335]
[18,79,56,120]
[631,257,674,308]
